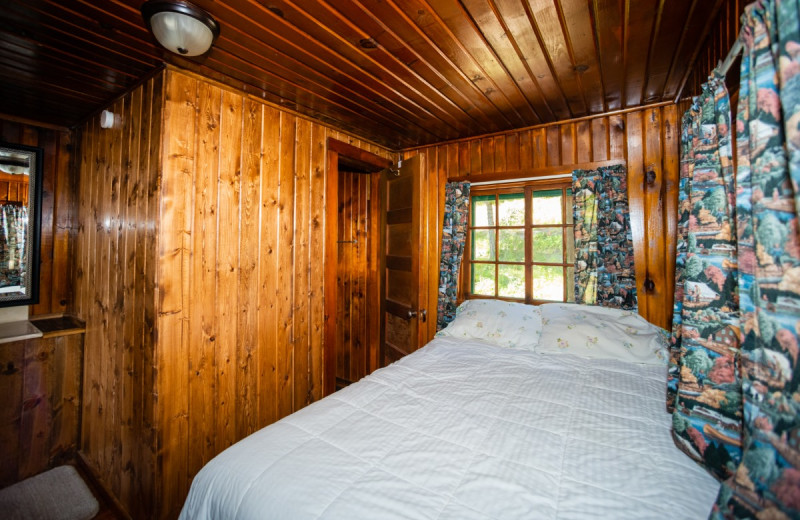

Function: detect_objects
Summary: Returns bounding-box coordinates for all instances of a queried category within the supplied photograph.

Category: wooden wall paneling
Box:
[238,97,262,438]
[575,121,592,163]
[138,71,162,520]
[309,124,325,403]
[277,111,296,420]
[368,171,381,373]
[0,335,83,488]
[215,87,243,456]
[591,117,608,161]
[663,104,680,324]
[411,103,681,329]
[258,104,281,421]
[157,70,196,519]
[560,123,575,165]
[293,118,311,409]
[19,338,53,478]
[546,126,560,166]
[119,82,142,506]
[188,79,220,480]
[625,110,648,322]
[324,148,339,395]
[357,173,368,381]
[0,339,24,487]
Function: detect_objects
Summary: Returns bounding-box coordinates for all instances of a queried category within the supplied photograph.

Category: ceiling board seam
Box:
[417,0,520,128]
[349,0,496,132]
[205,40,443,143]
[589,0,609,114]
[554,0,589,115]
[662,0,700,100]
[279,0,469,135]
[673,0,727,102]
[486,0,555,121]
[640,0,666,105]
[520,0,573,119]
[456,0,542,123]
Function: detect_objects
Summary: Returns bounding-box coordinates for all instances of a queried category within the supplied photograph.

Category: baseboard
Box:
[75,452,131,520]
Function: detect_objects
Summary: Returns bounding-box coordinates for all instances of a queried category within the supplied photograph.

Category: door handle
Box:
[406,309,427,322]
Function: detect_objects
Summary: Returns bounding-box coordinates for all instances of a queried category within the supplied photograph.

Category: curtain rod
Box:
[715,38,744,76]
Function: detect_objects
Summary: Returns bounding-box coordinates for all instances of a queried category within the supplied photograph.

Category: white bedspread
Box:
[180,337,719,520]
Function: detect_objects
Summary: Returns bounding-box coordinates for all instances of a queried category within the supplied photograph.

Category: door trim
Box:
[323,138,392,396]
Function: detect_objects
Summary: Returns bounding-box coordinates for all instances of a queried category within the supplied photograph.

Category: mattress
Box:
[180,337,719,520]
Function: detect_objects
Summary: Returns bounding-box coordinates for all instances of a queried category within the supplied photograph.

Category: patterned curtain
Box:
[436,182,470,331]
[0,204,28,288]
[709,2,800,517]
[668,75,743,483]
[572,164,637,310]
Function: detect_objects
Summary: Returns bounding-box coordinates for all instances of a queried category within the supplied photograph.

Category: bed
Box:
[180,301,719,520]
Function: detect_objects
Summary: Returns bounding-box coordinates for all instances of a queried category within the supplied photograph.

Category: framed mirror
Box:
[0,143,42,307]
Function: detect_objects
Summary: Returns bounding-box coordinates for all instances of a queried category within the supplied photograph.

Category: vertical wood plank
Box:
[560,123,576,165]
[157,70,195,519]
[276,112,296,417]
[644,108,667,329]
[238,98,262,436]
[293,118,311,409]
[505,133,519,172]
[591,117,609,161]
[576,121,592,163]
[625,111,648,321]
[214,89,242,454]
[663,104,680,329]
[546,126,561,166]
[258,105,281,420]
[309,124,326,402]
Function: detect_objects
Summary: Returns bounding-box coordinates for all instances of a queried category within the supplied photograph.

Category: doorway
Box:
[323,139,391,395]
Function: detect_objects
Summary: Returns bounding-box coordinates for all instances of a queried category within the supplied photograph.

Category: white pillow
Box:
[436,299,543,350]
[537,303,667,365]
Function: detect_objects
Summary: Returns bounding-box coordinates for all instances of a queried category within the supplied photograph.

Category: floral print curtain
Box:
[671,2,800,517]
[436,181,470,331]
[668,75,743,483]
[0,204,27,288]
[572,164,637,310]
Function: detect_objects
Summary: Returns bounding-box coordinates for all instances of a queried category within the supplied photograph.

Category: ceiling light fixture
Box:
[141,0,220,57]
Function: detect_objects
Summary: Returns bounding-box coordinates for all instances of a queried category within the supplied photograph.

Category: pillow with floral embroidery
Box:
[537,303,667,365]
[436,299,543,350]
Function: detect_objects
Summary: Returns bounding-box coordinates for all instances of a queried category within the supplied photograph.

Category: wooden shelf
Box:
[30,315,85,339]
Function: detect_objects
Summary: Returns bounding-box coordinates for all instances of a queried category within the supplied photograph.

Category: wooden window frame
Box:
[461,178,574,305]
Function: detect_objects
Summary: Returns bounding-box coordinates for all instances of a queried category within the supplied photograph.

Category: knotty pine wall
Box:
[72,73,163,519]
[72,67,394,519]
[403,103,680,331]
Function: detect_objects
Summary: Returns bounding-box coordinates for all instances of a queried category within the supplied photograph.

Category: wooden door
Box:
[380,155,426,366]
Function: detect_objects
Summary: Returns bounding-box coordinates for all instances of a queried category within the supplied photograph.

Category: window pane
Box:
[498,265,525,298]
[498,229,524,262]
[532,265,564,301]
[498,193,525,226]
[532,227,563,263]
[566,266,575,302]
[472,263,495,296]
[566,188,573,225]
[532,189,563,224]
[471,229,495,261]
[472,195,496,226]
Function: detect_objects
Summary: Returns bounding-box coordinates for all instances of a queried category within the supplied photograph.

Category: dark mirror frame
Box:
[0,142,42,308]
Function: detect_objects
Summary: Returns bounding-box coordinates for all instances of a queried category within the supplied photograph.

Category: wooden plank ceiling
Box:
[0,0,728,149]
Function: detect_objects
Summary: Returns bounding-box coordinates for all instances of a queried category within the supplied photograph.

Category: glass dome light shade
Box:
[142,1,219,57]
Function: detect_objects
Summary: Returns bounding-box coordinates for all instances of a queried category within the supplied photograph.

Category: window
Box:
[464,180,575,304]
